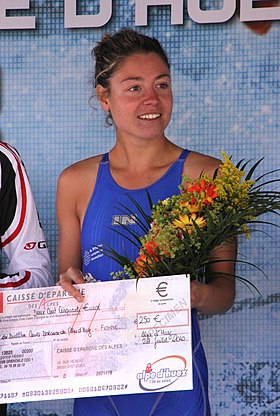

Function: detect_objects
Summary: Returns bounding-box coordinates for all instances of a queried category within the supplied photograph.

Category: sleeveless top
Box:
[81,149,190,280]
[79,149,211,416]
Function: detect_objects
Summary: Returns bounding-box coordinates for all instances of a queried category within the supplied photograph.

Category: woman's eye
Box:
[129,85,141,92]
[157,83,169,89]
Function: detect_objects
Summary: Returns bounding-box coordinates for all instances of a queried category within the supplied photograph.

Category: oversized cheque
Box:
[0,274,192,403]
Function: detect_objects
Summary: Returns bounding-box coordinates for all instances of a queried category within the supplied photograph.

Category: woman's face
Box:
[97,52,173,143]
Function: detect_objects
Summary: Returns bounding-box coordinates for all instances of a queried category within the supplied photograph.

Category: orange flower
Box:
[143,240,158,257]
[134,243,159,277]
[188,179,218,205]
[188,182,202,194]
[134,253,148,277]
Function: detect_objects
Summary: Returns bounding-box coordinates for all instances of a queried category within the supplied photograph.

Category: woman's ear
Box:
[96,85,110,112]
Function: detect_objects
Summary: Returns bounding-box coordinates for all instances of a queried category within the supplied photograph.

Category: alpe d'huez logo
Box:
[136,355,188,391]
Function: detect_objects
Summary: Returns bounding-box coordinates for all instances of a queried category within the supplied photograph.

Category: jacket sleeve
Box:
[0,142,53,290]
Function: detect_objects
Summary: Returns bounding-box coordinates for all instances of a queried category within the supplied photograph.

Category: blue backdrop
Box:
[0,1,279,415]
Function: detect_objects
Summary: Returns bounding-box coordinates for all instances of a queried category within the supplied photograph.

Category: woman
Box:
[57,28,236,416]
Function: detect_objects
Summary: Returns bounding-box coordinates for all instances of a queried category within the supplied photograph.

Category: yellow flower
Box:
[173,213,206,234]
[161,198,169,206]
[179,201,199,213]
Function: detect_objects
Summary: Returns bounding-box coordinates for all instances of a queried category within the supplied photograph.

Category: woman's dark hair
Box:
[92,28,170,90]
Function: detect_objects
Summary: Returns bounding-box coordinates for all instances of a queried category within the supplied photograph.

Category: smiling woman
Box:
[96,52,173,148]
[56,28,237,416]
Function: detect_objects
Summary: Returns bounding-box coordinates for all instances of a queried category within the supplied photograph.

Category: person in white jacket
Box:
[0,140,53,416]
[0,141,52,289]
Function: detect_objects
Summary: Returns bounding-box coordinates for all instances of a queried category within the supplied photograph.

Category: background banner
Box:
[0,1,279,415]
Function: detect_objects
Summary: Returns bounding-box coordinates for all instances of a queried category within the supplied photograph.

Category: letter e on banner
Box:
[0,0,35,30]
[240,0,280,22]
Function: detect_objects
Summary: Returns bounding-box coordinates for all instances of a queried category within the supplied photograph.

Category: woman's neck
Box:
[108,139,182,190]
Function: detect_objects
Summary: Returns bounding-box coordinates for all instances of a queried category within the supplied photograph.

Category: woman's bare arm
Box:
[56,167,86,301]
[184,151,237,314]
[191,238,237,314]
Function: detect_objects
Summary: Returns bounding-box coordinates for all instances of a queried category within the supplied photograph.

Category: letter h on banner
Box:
[187,0,235,23]
[135,0,184,26]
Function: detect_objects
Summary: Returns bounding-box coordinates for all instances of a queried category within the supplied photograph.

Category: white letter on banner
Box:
[64,0,112,28]
[0,0,35,29]
[240,0,280,22]
[188,0,236,23]
[135,0,183,26]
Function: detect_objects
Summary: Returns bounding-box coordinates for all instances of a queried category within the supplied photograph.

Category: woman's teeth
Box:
[139,114,160,120]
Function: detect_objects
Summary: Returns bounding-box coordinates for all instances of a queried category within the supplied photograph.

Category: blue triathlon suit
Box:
[78,149,211,416]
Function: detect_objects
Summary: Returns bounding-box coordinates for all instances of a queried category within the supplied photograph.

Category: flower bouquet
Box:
[103,152,280,290]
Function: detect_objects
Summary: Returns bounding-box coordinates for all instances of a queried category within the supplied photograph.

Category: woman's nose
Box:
[142,88,159,105]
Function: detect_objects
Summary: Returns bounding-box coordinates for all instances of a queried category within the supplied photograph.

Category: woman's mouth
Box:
[138,113,161,120]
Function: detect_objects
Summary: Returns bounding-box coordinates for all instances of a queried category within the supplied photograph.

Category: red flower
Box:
[134,241,159,277]
[188,179,218,205]
[143,240,158,257]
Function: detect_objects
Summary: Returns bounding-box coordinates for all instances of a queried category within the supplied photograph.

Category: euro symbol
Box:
[156,281,168,297]
[154,314,161,323]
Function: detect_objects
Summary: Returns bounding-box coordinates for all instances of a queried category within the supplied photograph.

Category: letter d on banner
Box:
[64,0,112,28]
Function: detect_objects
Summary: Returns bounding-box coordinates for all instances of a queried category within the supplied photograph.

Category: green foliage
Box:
[102,153,280,290]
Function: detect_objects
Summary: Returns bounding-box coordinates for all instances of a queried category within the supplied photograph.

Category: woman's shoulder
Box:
[56,154,105,212]
[57,155,104,203]
[185,150,221,179]
[58,154,103,183]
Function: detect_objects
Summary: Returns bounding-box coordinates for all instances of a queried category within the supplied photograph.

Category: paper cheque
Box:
[0,274,192,403]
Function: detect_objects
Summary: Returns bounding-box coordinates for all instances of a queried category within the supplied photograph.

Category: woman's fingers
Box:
[57,267,85,302]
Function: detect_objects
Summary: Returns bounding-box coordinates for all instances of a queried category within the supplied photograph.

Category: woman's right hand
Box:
[57,267,85,302]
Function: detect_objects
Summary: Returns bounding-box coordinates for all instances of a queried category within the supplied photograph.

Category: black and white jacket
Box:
[0,141,52,289]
